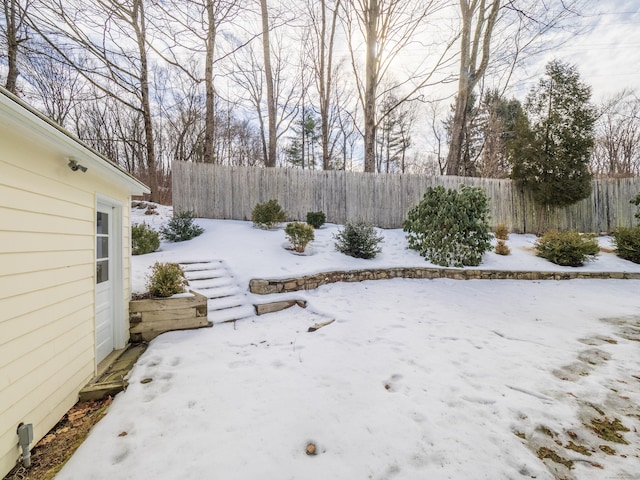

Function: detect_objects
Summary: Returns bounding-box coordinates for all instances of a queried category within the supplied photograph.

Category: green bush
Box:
[631,193,640,222]
[146,262,187,297]
[160,211,204,242]
[403,185,492,267]
[535,230,599,267]
[612,226,640,264]
[285,222,315,253]
[306,211,326,229]
[131,223,160,255]
[334,221,383,259]
[251,199,287,229]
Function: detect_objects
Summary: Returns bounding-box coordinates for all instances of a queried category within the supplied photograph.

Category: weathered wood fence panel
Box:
[172,161,640,233]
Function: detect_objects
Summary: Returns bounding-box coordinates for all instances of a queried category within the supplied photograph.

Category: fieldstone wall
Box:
[249,268,640,295]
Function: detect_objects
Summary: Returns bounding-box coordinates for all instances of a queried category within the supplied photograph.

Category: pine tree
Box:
[509,60,597,208]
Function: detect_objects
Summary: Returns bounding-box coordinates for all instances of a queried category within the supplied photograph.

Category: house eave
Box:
[0,87,150,196]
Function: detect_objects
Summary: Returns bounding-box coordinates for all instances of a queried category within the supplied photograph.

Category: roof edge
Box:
[0,86,150,195]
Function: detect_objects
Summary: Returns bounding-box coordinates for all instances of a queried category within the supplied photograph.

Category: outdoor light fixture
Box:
[67,158,88,173]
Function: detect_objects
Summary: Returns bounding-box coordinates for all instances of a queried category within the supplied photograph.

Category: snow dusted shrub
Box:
[334,221,383,259]
[494,223,509,240]
[160,211,204,242]
[306,211,326,229]
[132,223,159,255]
[535,230,599,267]
[612,227,640,264]
[494,240,510,256]
[285,222,315,253]
[403,185,491,267]
[147,262,187,297]
[251,199,287,229]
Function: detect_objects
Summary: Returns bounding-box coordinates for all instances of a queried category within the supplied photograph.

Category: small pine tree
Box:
[285,222,315,253]
[160,211,204,242]
[334,221,383,259]
[251,199,287,229]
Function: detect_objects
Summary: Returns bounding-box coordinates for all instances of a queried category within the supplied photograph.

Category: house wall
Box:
[0,124,132,477]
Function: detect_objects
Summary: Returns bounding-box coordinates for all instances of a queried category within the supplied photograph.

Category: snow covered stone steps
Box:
[179,260,255,325]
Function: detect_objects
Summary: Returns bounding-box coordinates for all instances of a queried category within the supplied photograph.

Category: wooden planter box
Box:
[129,291,210,342]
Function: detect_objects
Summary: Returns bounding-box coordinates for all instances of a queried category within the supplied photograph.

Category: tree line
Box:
[1,0,639,205]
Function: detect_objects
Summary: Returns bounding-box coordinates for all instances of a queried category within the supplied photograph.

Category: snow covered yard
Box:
[55,206,640,480]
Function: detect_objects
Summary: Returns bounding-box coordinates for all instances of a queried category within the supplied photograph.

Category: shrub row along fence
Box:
[172,161,640,233]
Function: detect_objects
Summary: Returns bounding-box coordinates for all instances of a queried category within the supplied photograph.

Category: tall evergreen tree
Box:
[509,60,596,208]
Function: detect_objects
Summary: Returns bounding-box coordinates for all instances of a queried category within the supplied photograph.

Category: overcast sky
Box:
[511,0,640,101]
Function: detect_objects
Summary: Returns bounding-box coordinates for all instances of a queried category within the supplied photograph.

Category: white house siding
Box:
[0,91,146,477]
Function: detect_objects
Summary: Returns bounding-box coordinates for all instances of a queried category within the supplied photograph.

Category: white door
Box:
[96,203,114,363]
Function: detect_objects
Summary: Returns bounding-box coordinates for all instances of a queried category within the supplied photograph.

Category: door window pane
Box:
[97,212,109,234]
[97,260,109,283]
[97,237,109,260]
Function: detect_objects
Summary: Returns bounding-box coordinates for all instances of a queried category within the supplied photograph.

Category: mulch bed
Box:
[3,397,112,480]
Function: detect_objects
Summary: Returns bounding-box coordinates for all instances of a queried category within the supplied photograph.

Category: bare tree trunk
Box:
[203,0,216,163]
[315,0,341,170]
[363,0,378,173]
[446,0,500,175]
[260,0,277,167]
[131,0,158,201]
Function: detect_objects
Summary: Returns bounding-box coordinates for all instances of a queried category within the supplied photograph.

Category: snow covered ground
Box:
[55,205,640,480]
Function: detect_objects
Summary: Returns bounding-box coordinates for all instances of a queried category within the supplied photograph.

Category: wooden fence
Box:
[172,161,640,233]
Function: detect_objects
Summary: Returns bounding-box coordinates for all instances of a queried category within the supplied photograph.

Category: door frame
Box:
[96,195,125,365]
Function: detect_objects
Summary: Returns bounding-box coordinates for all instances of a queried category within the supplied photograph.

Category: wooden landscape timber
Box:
[129,291,210,342]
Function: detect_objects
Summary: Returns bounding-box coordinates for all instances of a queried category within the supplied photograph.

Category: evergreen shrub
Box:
[132,223,160,255]
[535,230,599,267]
[306,211,326,229]
[495,240,510,256]
[403,185,492,267]
[160,211,204,242]
[334,221,383,259]
[147,262,187,297]
[631,193,640,221]
[285,222,315,253]
[612,227,640,264]
[251,199,287,229]
[494,223,509,240]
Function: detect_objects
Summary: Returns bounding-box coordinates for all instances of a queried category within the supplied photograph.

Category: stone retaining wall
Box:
[249,268,640,295]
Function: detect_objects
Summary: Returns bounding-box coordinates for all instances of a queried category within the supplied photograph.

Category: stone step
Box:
[184,269,227,281]
[207,295,248,311]
[180,260,222,269]
[188,277,235,289]
[207,304,256,324]
[193,284,242,299]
